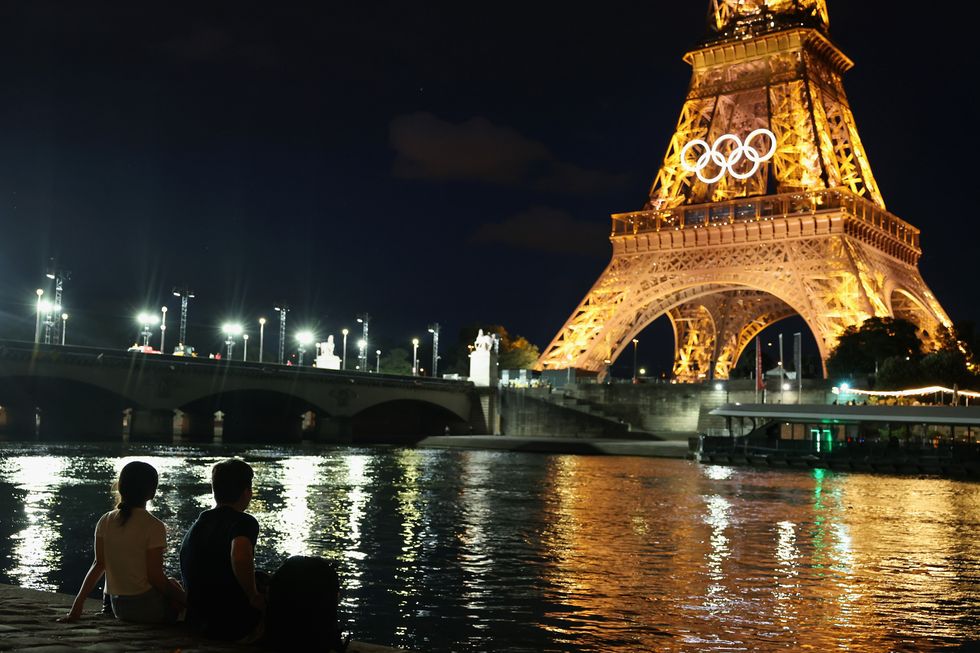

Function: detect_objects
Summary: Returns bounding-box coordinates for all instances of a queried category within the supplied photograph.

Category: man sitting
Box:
[179,458,265,641]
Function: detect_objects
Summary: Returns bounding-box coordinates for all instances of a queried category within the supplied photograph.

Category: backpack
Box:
[265,555,349,652]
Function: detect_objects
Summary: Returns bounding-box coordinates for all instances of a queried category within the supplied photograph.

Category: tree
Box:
[876,355,923,390]
[826,317,922,382]
[381,347,412,376]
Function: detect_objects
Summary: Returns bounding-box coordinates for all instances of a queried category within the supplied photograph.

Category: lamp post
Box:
[61,313,68,346]
[138,313,159,347]
[632,338,639,384]
[412,338,419,376]
[222,323,242,359]
[274,304,289,364]
[171,286,194,348]
[258,318,266,362]
[296,330,314,366]
[34,289,43,344]
[243,334,249,361]
[341,328,349,370]
[357,339,366,370]
[160,306,168,354]
[376,349,381,374]
[428,322,440,378]
[356,313,370,372]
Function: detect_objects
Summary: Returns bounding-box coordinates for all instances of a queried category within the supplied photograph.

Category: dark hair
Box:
[115,461,159,526]
[212,458,254,504]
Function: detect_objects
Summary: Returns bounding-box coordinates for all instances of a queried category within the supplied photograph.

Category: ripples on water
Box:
[0,442,978,652]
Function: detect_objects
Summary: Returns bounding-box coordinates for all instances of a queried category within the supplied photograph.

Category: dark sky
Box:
[0,1,976,372]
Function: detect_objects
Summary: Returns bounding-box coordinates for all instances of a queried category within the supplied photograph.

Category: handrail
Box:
[610,188,920,250]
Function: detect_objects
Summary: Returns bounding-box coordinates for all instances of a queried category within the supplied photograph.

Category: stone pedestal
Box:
[469,349,498,387]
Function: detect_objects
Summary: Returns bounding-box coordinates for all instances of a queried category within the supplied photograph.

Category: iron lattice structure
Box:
[537,1,951,382]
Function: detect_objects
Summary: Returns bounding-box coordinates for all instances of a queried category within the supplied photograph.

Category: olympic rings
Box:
[680,128,777,184]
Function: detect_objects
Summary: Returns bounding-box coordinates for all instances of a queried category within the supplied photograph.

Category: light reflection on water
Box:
[0,442,979,652]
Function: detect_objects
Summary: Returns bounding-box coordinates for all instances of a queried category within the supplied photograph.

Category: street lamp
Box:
[341,328,349,370]
[138,313,159,347]
[222,323,242,359]
[296,330,315,366]
[160,306,168,354]
[61,313,68,346]
[34,289,43,344]
[243,333,249,361]
[412,338,420,376]
[172,286,194,348]
[632,338,639,384]
[357,339,366,370]
[428,322,440,378]
[376,349,381,374]
[258,318,266,362]
[356,314,370,372]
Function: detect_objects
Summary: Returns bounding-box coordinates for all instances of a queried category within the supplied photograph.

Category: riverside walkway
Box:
[0,584,407,653]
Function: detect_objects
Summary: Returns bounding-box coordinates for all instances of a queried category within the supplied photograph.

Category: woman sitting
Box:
[60,460,185,623]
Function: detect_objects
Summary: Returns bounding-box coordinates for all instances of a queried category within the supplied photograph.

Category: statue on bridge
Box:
[316,335,342,370]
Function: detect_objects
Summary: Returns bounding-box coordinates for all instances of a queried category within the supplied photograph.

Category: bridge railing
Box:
[610,187,920,250]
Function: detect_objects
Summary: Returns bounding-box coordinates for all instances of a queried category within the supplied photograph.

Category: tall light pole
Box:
[428,322,440,378]
[160,306,168,354]
[172,286,194,347]
[138,313,159,347]
[274,303,289,364]
[341,328,349,370]
[258,317,266,362]
[412,338,420,376]
[222,323,242,359]
[61,313,68,346]
[632,338,639,384]
[243,334,249,361]
[376,349,381,374]
[34,289,43,344]
[45,260,70,346]
[356,314,370,372]
[296,330,314,366]
[357,339,366,370]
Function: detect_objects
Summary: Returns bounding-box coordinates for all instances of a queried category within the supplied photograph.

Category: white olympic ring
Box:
[680,128,777,184]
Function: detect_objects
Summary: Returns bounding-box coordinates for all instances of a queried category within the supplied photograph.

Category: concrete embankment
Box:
[0,583,408,653]
[417,435,692,458]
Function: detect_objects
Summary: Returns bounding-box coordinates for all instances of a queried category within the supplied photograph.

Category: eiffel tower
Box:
[537,0,952,382]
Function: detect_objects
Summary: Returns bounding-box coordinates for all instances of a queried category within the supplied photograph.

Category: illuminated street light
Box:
[356,314,370,372]
[412,338,420,376]
[428,322,440,378]
[296,330,315,366]
[632,338,639,384]
[222,323,243,359]
[243,333,249,361]
[61,313,68,346]
[341,328,349,370]
[34,289,43,344]
[376,349,381,374]
[160,306,168,354]
[258,317,266,362]
[357,338,366,370]
[172,286,194,348]
[138,313,159,347]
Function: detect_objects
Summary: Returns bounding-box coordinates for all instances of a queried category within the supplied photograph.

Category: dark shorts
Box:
[111,587,177,624]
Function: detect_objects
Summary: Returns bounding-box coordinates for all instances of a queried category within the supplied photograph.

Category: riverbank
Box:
[0,583,407,653]
[416,434,693,458]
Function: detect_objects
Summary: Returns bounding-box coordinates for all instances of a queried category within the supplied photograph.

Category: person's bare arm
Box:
[59,538,106,622]
[145,546,186,606]
[230,536,265,611]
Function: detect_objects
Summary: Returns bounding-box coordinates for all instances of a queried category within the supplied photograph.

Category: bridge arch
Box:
[0,374,130,440]
[351,399,470,442]
[181,388,326,443]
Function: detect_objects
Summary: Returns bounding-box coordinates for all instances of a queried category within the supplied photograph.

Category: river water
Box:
[0,442,977,652]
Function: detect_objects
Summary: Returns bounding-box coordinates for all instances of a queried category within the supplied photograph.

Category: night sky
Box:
[1,1,977,374]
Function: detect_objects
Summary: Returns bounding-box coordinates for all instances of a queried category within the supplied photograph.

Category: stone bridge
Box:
[0,341,489,442]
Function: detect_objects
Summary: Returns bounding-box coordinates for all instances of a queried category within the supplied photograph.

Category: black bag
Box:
[265,555,349,652]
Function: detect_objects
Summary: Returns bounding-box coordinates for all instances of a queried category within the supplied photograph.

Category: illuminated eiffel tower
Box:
[537,0,952,381]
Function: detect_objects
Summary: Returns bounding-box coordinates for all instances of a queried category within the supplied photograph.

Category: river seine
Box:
[0,442,977,652]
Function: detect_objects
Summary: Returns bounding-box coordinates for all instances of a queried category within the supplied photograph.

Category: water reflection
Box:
[0,444,979,652]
